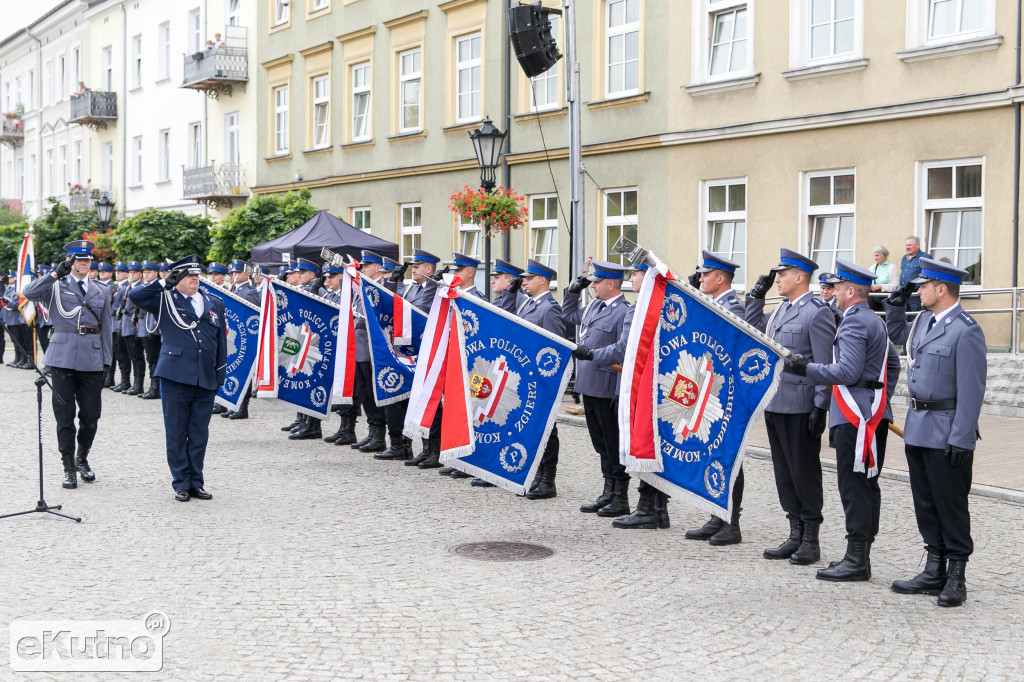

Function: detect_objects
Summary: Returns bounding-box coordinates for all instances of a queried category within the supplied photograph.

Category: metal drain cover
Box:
[450,541,556,562]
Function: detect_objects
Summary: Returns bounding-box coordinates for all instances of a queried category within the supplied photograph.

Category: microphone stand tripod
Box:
[0,317,81,522]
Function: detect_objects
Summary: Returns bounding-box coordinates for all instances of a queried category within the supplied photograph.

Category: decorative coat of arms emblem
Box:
[468,356,521,426]
[660,293,687,331]
[657,350,724,442]
[278,322,323,376]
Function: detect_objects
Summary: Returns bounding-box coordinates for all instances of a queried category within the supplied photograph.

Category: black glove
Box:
[808,407,828,439]
[164,269,186,290]
[944,444,973,468]
[276,270,288,282]
[572,344,594,361]
[508,277,523,294]
[389,263,409,282]
[55,259,73,279]
[687,270,701,289]
[354,318,366,330]
[886,281,916,308]
[785,352,808,376]
[567,274,590,294]
[430,265,451,282]
[749,271,777,299]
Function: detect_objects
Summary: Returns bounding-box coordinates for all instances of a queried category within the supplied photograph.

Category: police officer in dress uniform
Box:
[120,261,146,395]
[380,257,406,296]
[498,258,564,499]
[130,255,227,502]
[4,270,32,369]
[281,258,327,439]
[318,261,360,442]
[95,263,115,386]
[563,260,632,516]
[207,262,228,288]
[110,262,131,390]
[817,272,844,327]
[22,241,113,489]
[437,253,487,479]
[685,250,748,545]
[787,260,901,582]
[136,261,163,400]
[744,249,836,564]
[340,251,388,451]
[403,249,446,469]
[884,258,985,607]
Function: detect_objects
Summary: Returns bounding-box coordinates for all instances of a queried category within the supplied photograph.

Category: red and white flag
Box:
[254,278,279,397]
[16,231,36,325]
[331,261,359,404]
[393,293,414,345]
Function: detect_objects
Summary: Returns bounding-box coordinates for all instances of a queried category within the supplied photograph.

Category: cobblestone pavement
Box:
[0,364,1022,681]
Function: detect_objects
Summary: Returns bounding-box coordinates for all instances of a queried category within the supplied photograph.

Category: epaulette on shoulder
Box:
[545,296,558,305]
[958,311,977,326]
[809,298,824,308]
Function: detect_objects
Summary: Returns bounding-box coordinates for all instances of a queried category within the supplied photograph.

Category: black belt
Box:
[69,327,99,335]
[851,379,884,390]
[910,397,957,411]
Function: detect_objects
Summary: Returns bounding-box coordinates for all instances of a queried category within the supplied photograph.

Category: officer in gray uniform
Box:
[492,259,527,313]
[109,262,131,390]
[498,258,565,499]
[884,258,986,607]
[228,259,260,305]
[22,240,113,489]
[563,260,632,516]
[137,261,162,400]
[745,249,836,564]
[342,251,387,451]
[402,249,446,468]
[685,250,747,546]
[120,261,146,395]
[787,259,900,582]
[35,266,54,358]
[380,257,406,296]
[4,269,32,369]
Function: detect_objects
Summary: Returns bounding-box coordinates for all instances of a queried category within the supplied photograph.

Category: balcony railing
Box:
[183,163,248,208]
[1,116,24,148]
[182,47,248,98]
[69,91,118,130]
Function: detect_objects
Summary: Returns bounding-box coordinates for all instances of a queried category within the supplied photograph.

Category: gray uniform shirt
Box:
[562,289,629,399]
[23,273,113,371]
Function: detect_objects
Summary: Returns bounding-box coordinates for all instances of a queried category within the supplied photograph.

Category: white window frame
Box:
[131,35,143,89]
[57,143,67,192]
[43,61,52,107]
[188,122,203,169]
[803,169,856,276]
[459,219,483,261]
[43,145,52,197]
[158,22,172,80]
[454,32,482,124]
[72,139,83,185]
[57,54,67,100]
[918,158,984,287]
[102,47,113,91]
[605,0,641,97]
[158,129,171,181]
[274,0,290,26]
[274,85,289,154]
[905,0,996,50]
[702,178,747,289]
[131,136,143,186]
[399,203,422,263]
[603,187,638,267]
[398,48,422,133]
[227,0,242,26]
[312,0,330,11]
[530,14,561,112]
[351,62,371,142]
[101,142,113,192]
[788,0,864,70]
[690,1,756,89]
[72,45,82,87]
[352,206,371,233]
[225,111,240,164]
[311,74,330,149]
[529,194,559,271]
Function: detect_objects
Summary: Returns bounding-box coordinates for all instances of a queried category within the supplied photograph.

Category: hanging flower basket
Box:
[449,185,528,236]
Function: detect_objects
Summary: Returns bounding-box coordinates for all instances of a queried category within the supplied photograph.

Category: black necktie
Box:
[593,301,606,316]
[927,316,936,333]
[77,280,86,297]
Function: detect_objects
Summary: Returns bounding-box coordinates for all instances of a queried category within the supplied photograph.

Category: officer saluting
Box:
[564,260,632,517]
[884,258,986,607]
[787,260,900,582]
[129,255,227,502]
[22,240,113,489]
[745,249,836,565]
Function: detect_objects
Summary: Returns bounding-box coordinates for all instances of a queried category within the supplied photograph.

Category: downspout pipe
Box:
[25,28,43,219]
[1013,0,1021,288]
[502,0,512,262]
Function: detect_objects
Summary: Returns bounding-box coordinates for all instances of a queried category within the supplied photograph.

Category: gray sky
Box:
[4,0,66,38]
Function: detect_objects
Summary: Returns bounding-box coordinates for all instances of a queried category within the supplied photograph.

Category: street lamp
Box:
[95,195,115,229]
[468,117,506,193]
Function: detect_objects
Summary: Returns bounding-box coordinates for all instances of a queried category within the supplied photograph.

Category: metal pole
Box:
[563,0,584,281]
[1013,0,1022,288]
[502,0,513,264]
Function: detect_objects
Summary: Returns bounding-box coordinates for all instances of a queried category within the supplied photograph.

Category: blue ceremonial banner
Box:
[199,282,260,412]
[442,293,574,494]
[621,270,785,520]
[269,281,339,420]
[361,278,428,406]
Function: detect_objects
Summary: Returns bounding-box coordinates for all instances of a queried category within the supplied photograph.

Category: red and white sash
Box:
[831,346,887,478]
[331,262,360,404]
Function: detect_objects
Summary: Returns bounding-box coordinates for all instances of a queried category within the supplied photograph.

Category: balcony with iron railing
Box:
[69,91,118,130]
[182,163,248,208]
[60,185,116,212]
[1,116,24,148]
[182,46,248,98]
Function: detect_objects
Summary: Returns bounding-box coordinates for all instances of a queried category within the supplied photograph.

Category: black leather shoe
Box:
[816,540,870,582]
[892,550,947,595]
[375,440,413,460]
[112,380,129,393]
[471,478,495,487]
[789,522,821,565]
[405,439,432,466]
[612,486,659,529]
[439,467,455,476]
[596,479,630,517]
[525,466,557,499]
[228,409,249,420]
[212,404,228,415]
[221,410,236,418]
[685,515,724,540]
[708,521,742,546]
[188,487,213,500]
[174,489,190,502]
[289,421,322,440]
[62,470,78,489]
[580,479,614,513]
[281,418,302,431]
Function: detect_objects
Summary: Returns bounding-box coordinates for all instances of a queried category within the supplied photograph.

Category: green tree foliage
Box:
[32,198,103,266]
[116,208,212,263]
[207,189,318,263]
[0,220,31,272]
[0,207,25,227]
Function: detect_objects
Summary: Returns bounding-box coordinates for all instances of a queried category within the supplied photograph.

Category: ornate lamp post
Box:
[469,117,507,297]
[95,195,115,229]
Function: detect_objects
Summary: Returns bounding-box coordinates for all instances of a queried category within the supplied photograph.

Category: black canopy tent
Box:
[249,210,399,267]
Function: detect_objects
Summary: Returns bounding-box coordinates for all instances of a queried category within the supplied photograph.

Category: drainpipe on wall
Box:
[25,28,42,218]
[502,0,512,262]
[201,0,208,220]
[1014,0,1022,289]
[121,1,127,216]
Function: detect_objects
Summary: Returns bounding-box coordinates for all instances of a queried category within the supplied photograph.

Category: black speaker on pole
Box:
[508,3,563,79]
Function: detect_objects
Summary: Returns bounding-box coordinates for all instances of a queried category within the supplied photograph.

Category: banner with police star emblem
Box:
[620,256,785,521]
[199,281,261,412]
[405,277,574,494]
[261,280,340,420]
[361,277,428,406]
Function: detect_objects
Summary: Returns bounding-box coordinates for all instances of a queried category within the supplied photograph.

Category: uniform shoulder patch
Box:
[959,311,977,326]
[809,298,824,308]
